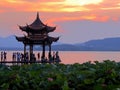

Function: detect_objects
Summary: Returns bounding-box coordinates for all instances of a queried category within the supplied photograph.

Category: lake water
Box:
[2,51,120,64]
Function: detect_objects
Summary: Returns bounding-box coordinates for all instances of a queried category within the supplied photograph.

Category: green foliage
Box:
[0,60,120,89]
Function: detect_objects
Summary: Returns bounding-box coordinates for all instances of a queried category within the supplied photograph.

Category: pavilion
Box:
[16,12,59,62]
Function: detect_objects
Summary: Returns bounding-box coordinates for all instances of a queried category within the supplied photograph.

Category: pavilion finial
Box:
[37,12,39,19]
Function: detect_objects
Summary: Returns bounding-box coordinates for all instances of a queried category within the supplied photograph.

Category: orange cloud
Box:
[64,0,103,6]
[0,9,4,13]
[46,14,98,24]
[1,0,120,12]
[112,17,119,22]
[0,0,120,22]
[1,0,103,12]
[93,16,110,22]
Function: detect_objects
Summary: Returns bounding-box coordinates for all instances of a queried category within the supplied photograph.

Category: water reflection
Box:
[60,51,120,64]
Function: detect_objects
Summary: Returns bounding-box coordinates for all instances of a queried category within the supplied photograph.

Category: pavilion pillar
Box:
[48,44,52,59]
[24,44,26,55]
[30,44,33,61]
[42,42,45,59]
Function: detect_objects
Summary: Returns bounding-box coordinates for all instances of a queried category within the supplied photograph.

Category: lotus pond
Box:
[0,60,120,90]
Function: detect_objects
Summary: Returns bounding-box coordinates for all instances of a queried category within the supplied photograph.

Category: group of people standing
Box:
[42,51,61,63]
[12,52,25,62]
[12,52,40,62]
[1,51,7,62]
[0,51,61,64]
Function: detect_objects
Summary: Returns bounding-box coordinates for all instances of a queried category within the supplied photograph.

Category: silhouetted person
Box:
[37,53,40,60]
[33,54,36,62]
[49,56,53,63]
[17,52,21,62]
[12,53,14,61]
[45,57,48,63]
[1,52,3,62]
[12,52,16,61]
[52,51,55,63]
[16,52,21,65]
[12,52,16,65]
[3,51,7,61]
[25,52,29,60]
[31,53,36,62]
[21,53,24,61]
[24,52,29,64]
[55,51,61,63]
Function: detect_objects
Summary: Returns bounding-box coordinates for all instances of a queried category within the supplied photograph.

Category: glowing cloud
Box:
[2,0,104,12]
[64,0,103,6]
[46,14,97,25]
[5,0,24,3]
[1,0,120,22]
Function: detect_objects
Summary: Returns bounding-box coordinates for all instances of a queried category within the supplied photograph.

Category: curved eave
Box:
[19,25,56,33]
[47,26,56,32]
[19,26,27,31]
[48,36,59,42]
[28,25,56,32]
[16,36,26,41]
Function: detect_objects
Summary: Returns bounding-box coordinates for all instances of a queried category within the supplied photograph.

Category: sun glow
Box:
[64,0,103,6]
[6,0,16,3]
[5,0,24,3]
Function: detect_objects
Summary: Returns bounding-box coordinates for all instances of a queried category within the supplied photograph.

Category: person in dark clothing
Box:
[37,53,40,60]
[4,51,7,61]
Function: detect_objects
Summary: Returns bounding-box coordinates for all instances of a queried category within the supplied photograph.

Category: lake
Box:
[2,51,120,64]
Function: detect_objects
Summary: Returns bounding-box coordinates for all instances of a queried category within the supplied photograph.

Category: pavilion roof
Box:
[19,12,56,33]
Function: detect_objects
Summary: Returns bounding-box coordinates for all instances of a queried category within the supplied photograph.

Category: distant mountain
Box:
[0,36,23,50]
[75,37,120,51]
[51,37,120,51]
[52,44,79,51]
[0,35,120,51]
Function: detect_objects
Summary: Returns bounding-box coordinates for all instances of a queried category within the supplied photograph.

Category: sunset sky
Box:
[0,0,120,43]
